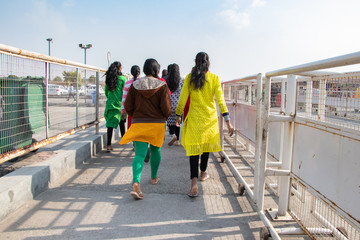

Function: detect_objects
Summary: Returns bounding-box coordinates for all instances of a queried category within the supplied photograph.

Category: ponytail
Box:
[190,52,209,90]
[130,65,140,81]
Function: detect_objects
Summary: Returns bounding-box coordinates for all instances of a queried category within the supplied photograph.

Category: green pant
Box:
[132,141,161,183]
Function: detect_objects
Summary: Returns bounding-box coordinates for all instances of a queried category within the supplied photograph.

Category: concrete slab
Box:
[0,130,266,239]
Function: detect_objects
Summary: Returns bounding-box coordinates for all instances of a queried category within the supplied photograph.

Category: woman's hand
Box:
[175,116,182,127]
[226,121,234,136]
[121,113,126,120]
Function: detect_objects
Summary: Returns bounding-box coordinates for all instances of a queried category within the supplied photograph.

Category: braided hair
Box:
[166,63,181,93]
[130,65,140,81]
[105,61,122,92]
[190,52,209,90]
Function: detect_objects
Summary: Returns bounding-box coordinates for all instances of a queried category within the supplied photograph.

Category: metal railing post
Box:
[95,72,99,134]
[253,73,263,204]
[318,78,326,121]
[277,74,296,216]
[220,84,225,149]
[76,68,79,128]
[258,75,271,211]
[281,79,286,112]
[45,62,49,139]
[234,90,237,150]
[248,84,252,105]
[277,79,286,199]
[305,80,313,117]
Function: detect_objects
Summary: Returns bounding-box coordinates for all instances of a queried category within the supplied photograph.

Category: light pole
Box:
[46,38,53,56]
[78,43,92,64]
[79,44,92,102]
[46,38,53,84]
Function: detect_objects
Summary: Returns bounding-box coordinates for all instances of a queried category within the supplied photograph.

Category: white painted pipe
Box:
[318,79,326,121]
[265,168,290,176]
[266,51,360,77]
[258,75,271,211]
[277,75,297,217]
[275,227,332,236]
[220,151,254,200]
[253,73,263,204]
[258,211,282,240]
[267,161,282,167]
[313,211,349,240]
[305,80,313,117]
[268,114,294,122]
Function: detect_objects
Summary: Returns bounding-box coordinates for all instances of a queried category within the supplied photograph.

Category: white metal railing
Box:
[220,51,360,239]
[0,43,107,163]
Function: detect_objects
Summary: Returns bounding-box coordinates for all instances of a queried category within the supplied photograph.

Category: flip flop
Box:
[187,191,198,198]
[150,176,160,185]
[168,135,177,146]
[200,173,210,181]
[130,191,144,200]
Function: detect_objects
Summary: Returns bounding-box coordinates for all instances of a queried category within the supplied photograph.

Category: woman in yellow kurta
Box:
[175,52,234,197]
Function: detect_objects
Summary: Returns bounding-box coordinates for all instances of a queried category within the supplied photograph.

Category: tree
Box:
[7,75,19,80]
[62,71,82,85]
[88,75,96,84]
[52,76,62,84]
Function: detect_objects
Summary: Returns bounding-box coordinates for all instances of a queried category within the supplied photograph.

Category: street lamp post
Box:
[45,38,52,138]
[79,43,92,103]
[46,38,53,82]
[78,43,92,64]
[46,38,53,56]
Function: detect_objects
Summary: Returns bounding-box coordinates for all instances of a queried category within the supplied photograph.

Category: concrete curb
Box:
[0,124,120,222]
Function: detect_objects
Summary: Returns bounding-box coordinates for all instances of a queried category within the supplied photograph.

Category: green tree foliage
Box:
[7,75,19,80]
[62,71,82,85]
[88,75,96,84]
[52,76,62,83]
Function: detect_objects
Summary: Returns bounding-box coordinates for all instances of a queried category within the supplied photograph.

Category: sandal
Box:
[168,135,177,146]
[200,172,210,181]
[130,191,144,200]
[150,176,160,185]
[187,191,198,198]
[188,186,198,198]
[107,145,113,151]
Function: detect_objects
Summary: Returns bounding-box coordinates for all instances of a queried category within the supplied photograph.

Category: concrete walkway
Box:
[0,127,265,239]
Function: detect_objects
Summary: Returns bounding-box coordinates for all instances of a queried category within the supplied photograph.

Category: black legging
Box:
[107,119,126,146]
[168,125,180,140]
[189,152,210,179]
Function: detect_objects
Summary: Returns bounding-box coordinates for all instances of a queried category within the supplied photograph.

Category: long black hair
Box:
[130,65,140,81]
[143,58,160,78]
[190,52,209,90]
[166,63,181,93]
[105,61,122,92]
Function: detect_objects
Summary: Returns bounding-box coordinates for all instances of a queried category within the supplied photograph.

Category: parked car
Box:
[86,85,105,96]
[74,86,86,96]
[48,84,68,95]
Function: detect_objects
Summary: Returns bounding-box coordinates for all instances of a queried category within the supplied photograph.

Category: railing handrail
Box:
[222,73,261,84]
[265,51,360,78]
[0,43,106,72]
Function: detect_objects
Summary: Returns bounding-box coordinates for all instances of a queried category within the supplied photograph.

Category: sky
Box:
[1,0,360,81]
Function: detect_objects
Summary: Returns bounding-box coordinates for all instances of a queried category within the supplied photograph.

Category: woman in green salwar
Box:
[104,61,127,151]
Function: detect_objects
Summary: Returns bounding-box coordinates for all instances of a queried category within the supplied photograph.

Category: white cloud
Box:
[251,0,266,8]
[62,0,75,8]
[218,9,250,30]
[33,0,48,15]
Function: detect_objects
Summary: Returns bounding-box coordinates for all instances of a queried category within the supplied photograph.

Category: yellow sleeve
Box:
[175,73,190,116]
[214,75,228,114]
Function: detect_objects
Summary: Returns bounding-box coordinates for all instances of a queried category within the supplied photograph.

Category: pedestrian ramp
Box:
[0,130,307,239]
